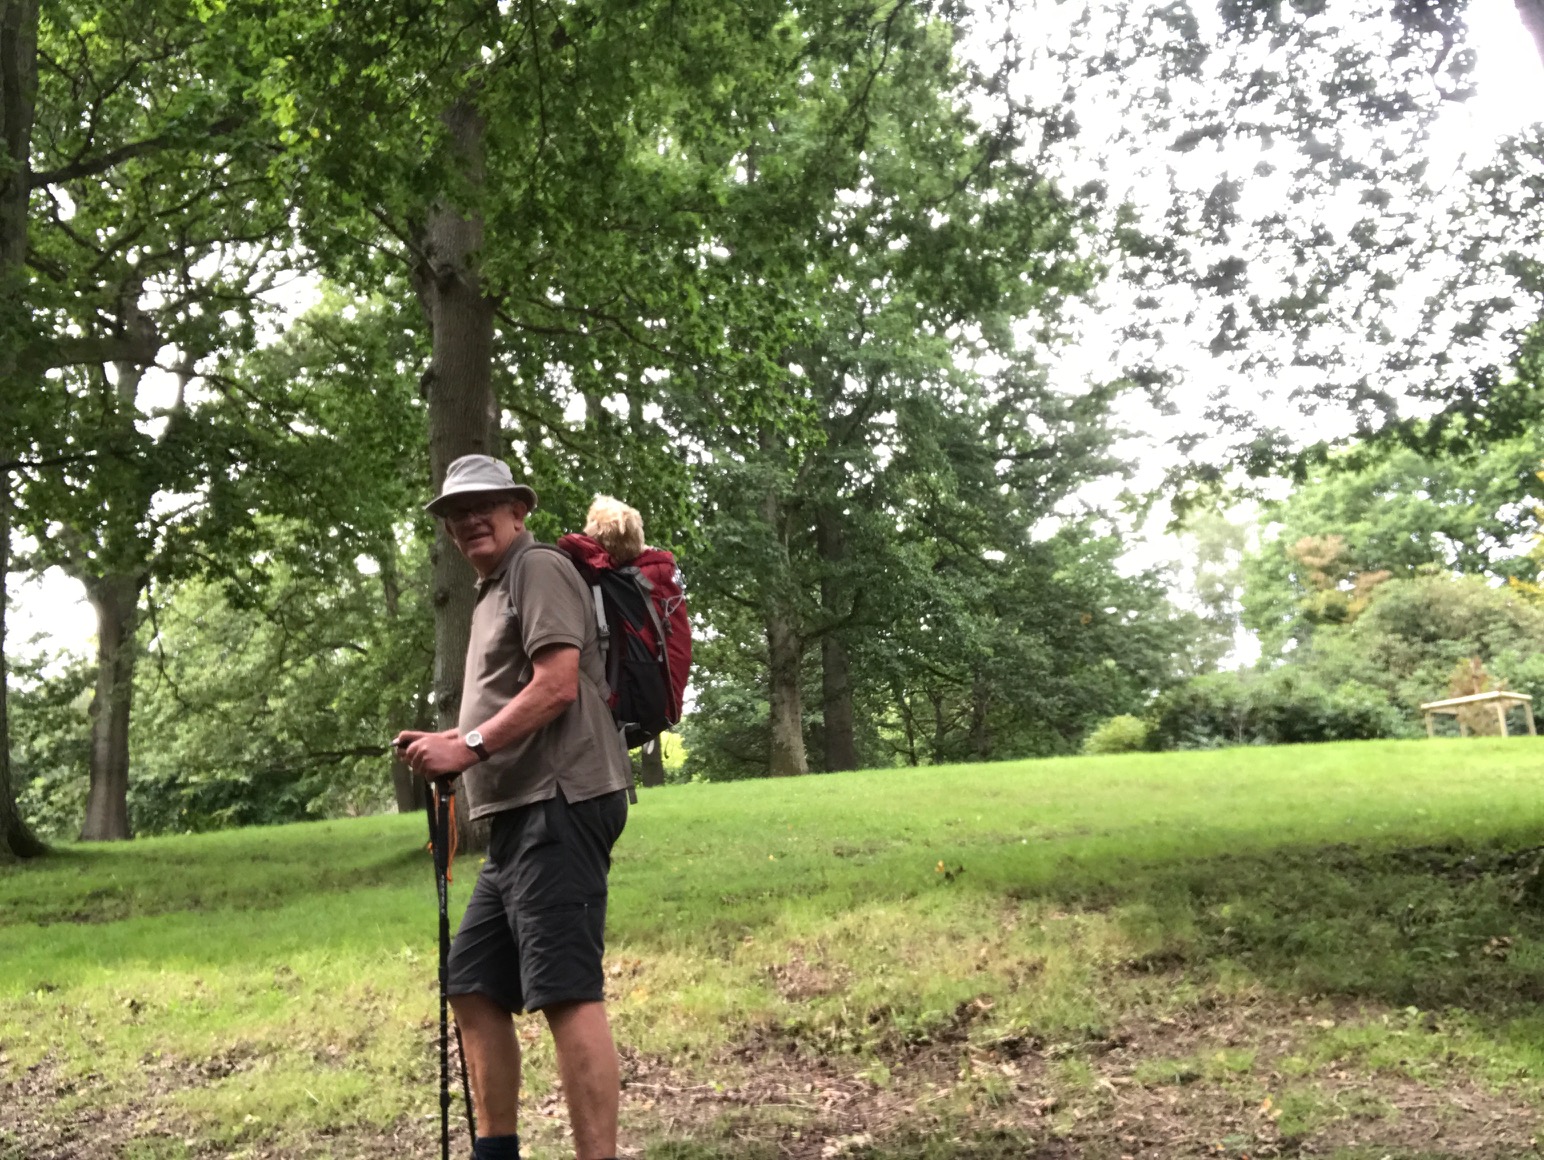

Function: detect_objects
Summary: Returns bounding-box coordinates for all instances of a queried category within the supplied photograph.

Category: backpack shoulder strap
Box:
[509,540,578,596]
[618,566,670,655]
[517,539,614,662]
[512,540,634,801]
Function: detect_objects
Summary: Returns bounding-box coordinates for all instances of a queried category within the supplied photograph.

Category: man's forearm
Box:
[474,672,577,757]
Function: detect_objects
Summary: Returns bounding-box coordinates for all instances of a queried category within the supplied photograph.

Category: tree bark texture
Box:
[1518,0,1544,71]
[415,97,499,734]
[79,572,143,841]
[892,681,920,768]
[0,0,36,295]
[65,350,160,841]
[969,674,992,761]
[0,469,46,858]
[760,485,807,778]
[765,610,807,777]
[820,634,858,771]
[930,691,949,764]
[815,506,858,772]
[0,0,46,858]
[411,97,498,850]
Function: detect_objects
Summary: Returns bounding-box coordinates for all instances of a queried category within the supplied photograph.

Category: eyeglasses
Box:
[440,495,508,523]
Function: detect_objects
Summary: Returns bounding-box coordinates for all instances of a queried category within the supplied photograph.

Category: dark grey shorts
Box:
[447,788,628,1014]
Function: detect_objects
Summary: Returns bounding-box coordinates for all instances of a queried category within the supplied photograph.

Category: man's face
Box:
[442,494,527,575]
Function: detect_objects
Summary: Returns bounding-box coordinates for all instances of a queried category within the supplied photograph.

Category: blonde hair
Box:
[585,494,645,563]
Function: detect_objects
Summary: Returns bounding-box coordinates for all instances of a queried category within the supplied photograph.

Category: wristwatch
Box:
[463,730,491,762]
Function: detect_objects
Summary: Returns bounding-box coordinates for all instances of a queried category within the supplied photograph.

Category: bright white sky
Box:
[9,0,1544,669]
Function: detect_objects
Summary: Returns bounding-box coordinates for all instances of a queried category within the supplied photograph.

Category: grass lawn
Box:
[5,737,1544,1158]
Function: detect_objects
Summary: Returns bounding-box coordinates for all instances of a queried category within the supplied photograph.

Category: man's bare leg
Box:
[450,992,522,1137]
[544,1000,619,1159]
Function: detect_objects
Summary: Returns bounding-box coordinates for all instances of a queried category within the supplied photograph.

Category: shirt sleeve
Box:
[515,550,590,657]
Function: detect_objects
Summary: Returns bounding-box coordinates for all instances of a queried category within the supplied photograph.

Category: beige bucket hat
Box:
[425,454,538,517]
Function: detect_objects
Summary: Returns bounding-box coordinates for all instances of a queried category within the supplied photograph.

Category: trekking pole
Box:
[423,780,477,1160]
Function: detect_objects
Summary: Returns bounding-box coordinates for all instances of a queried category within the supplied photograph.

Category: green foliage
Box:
[1147,669,1406,751]
[9,655,92,840]
[1081,715,1150,755]
[17,0,1533,832]
[1152,454,1544,753]
[880,529,1196,764]
[187,291,433,587]
[1287,572,1544,722]
[12,289,434,837]
[677,627,791,782]
[1242,440,1544,656]
[270,0,949,491]
[17,528,435,837]
[662,1,1117,776]
[1189,440,1544,753]
[1172,506,1251,676]
[19,0,294,566]
[682,522,1203,776]
[127,543,432,834]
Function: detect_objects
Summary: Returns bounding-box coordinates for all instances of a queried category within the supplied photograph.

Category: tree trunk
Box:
[0,0,36,294]
[637,739,666,787]
[820,635,858,771]
[412,96,498,851]
[1518,0,1544,71]
[893,681,919,768]
[0,469,46,859]
[79,572,143,841]
[418,97,498,730]
[968,674,992,761]
[816,507,858,772]
[0,1,47,859]
[381,556,429,815]
[765,609,807,777]
[760,481,807,778]
[929,690,949,764]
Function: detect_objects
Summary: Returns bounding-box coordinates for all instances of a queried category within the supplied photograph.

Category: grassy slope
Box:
[4,738,1544,1158]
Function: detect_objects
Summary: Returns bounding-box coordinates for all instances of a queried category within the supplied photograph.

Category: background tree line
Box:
[4,0,1543,848]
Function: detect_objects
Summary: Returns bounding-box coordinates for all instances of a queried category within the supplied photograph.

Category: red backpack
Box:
[555,534,691,748]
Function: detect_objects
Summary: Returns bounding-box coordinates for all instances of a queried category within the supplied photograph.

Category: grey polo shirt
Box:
[457,531,632,819]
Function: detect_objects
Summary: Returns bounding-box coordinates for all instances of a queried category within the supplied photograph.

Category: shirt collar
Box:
[477,529,534,591]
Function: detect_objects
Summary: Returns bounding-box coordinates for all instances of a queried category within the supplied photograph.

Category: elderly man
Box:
[395,454,633,1160]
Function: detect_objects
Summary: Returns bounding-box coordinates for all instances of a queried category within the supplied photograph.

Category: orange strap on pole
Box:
[444,789,459,883]
[424,784,459,882]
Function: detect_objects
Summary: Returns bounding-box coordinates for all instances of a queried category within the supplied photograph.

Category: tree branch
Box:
[14,323,160,376]
[0,451,99,474]
[30,114,243,188]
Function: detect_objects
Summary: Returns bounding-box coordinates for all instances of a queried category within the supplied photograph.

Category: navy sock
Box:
[473,1133,521,1160]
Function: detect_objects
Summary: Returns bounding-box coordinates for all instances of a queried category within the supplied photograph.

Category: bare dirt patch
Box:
[5,992,1542,1158]
[625,990,1544,1159]
[0,1052,442,1160]
[770,948,855,1002]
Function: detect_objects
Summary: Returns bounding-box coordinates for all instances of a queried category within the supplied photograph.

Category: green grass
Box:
[5,737,1544,1157]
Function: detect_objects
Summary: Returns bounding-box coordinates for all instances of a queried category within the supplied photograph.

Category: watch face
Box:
[465,730,483,748]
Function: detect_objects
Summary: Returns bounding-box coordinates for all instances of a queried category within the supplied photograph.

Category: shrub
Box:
[1147,669,1407,751]
[1082,714,1151,754]
[11,654,93,840]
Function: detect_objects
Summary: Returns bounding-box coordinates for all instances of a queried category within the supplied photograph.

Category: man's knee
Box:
[542,998,604,1024]
[543,999,614,1048]
[452,990,515,1033]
